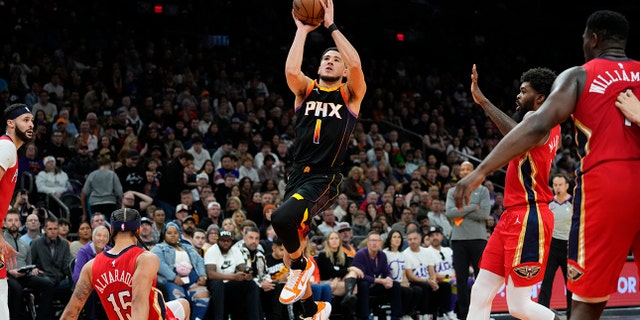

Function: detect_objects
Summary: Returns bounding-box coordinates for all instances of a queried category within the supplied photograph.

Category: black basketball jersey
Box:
[292,81,358,168]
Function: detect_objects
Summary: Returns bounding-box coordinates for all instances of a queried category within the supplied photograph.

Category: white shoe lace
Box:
[284,269,302,289]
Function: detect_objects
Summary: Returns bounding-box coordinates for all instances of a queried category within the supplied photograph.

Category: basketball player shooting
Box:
[270,0,366,319]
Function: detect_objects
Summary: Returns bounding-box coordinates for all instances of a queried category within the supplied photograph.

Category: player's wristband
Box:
[328,23,339,33]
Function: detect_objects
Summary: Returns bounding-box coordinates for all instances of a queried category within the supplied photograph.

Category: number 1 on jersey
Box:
[313,119,322,144]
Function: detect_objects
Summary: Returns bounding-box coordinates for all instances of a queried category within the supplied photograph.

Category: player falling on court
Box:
[0,104,34,318]
[464,65,561,320]
[61,208,191,320]
[270,0,366,319]
[455,10,640,320]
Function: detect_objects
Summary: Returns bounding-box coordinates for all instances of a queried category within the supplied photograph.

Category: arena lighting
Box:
[396,33,405,42]
[154,5,163,14]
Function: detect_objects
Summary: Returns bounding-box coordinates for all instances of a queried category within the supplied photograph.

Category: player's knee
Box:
[270,208,289,232]
[271,197,306,232]
[507,303,528,319]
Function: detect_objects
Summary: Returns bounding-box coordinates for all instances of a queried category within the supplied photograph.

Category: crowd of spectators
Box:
[0,0,608,319]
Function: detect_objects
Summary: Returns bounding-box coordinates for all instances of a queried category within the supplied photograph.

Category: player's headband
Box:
[111,207,141,232]
[6,105,31,120]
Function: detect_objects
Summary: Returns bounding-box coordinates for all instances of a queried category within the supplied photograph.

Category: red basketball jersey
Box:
[0,135,19,228]
[92,245,172,320]
[503,125,560,207]
[0,135,19,279]
[573,58,640,174]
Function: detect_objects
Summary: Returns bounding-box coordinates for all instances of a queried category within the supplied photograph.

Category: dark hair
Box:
[4,103,28,118]
[110,208,141,236]
[384,229,404,250]
[263,154,275,163]
[243,226,260,235]
[272,235,282,246]
[520,67,557,98]
[321,47,339,57]
[552,173,571,185]
[58,217,71,227]
[178,152,194,161]
[586,10,629,43]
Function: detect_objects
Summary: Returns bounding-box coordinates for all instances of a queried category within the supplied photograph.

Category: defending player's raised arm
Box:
[285,11,317,98]
[453,67,579,209]
[473,66,579,178]
[322,0,366,107]
[61,260,95,319]
[131,251,159,319]
[471,64,517,135]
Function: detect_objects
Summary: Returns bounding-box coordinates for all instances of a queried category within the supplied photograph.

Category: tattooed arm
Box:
[60,260,94,319]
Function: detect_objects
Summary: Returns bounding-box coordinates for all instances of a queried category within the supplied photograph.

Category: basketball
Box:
[292,0,326,26]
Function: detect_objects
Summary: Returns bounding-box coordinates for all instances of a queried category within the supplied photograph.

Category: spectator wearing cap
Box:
[191,171,210,202]
[424,226,459,320]
[52,108,78,137]
[204,230,261,319]
[227,116,244,147]
[151,222,210,320]
[35,155,72,198]
[338,221,357,258]
[115,149,146,193]
[174,204,191,225]
[139,217,156,248]
[181,215,197,244]
[187,135,211,170]
[392,161,412,188]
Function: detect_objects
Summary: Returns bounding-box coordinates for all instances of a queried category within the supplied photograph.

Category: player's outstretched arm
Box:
[470,64,517,135]
[321,0,366,109]
[616,89,640,126]
[61,260,95,319]
[132,251,160,319]
[285,11,316,97]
